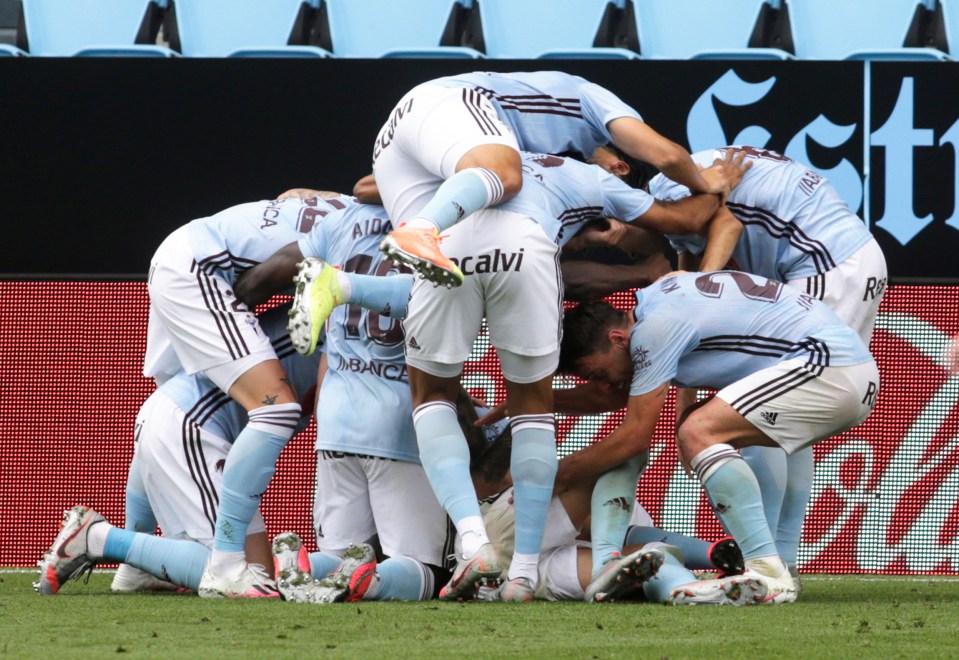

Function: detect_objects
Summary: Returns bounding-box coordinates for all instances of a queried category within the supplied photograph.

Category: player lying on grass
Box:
[550,271,879,604]
[271,410,761,605]
[35,304,321,597]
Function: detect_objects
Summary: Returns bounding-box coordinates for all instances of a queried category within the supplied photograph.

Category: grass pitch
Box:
[3,571,958,658]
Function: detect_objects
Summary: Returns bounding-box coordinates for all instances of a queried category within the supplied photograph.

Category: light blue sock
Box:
[590,453,647,576]
[346,272,414,318]
[214,403,301,552]
[412,401,481,526]
[740,445,787,544]
[509,415,558,556]
[642,546,698,603]
[777,448,814,566]
[624,526,712,570]
[692,445,778,560]
[123,454,158,533]
[101,527,209,590]
[414,168,504,231]
[309,551,343,579]
[368,557,431,601]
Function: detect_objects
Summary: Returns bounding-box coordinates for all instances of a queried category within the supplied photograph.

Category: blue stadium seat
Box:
[0,43,26,56]
[170,0,331,57]
[20,0,177,56]
[787,0,950,60]
[477,0,639,59]
[940,0,959,58]
[632,0,792,59]
[323,0,482,58]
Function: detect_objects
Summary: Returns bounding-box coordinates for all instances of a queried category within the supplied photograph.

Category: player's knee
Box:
[497,166,523,200]
[676,415,711,459]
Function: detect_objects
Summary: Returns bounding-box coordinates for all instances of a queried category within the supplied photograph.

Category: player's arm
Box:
[353,174,382,205]
[608,117,721,195]
[475,380,629,427]
[561,255,671,302]
[234,241,305,307]
[554,384,669,490]
[697,206,743,272]
[278,188,344,200]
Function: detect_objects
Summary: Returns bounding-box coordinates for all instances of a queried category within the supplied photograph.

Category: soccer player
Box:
[372,70,732,287]
[648,145,887,585]
[234,200,454,604]
[35,305,321,596]
[555,270,880,603]
[142,193,351,597]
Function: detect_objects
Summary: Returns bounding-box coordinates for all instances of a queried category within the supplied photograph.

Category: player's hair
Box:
[603,143,658,192]
[471,425,513,485]
[558,301,627,374]
[455,388,491,467]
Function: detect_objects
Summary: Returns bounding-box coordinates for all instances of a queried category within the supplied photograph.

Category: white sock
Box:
[744,554,789,578]
[209,549,246,575]
[458,517,490,559]
[334,269,352,300]
[508,552,539,586]
[86,521,111,559]
[404,217,439,231]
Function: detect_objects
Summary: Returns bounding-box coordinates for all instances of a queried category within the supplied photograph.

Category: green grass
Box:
[3,572,959,658]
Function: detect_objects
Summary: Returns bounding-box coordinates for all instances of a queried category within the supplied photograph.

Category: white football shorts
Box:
[312,450,451,567]
[403,208,562,383]
[718,357,881,454]
[372,82,519,225]
[788,238,887,346]
[144,225,277,393]
[135,389,266,547]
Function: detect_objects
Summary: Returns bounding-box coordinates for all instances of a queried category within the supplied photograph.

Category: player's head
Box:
[559,301,634,391]
[589,145,658,191]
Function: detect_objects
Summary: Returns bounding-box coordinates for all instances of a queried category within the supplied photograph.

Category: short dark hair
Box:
[558,301,627,374]
[603,143,659,191]
[471,425,513,485]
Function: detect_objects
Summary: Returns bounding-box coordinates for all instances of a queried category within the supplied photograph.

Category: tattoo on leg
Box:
[262,394,278,405]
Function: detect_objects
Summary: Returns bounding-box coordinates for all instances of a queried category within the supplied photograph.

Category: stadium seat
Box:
[476,0,639,59]
[322,0,483,58]
[19,0,177,56]
[787,0,951,60]
[0,43,25,56]
[941,0,959,58]
[632,0,792,59]
[169,0,331,57]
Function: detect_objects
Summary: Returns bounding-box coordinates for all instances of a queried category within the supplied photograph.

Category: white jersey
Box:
[628,271,874,396]
[157,304,321,441]
[500,152,654,248]
[651,147,873,281]
[435,71,642,158]
[298,204,418,462]
[186,196,353,286]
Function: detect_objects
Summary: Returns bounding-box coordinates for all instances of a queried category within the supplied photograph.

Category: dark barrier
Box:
[2,282,957,572]
[1,59,958,279]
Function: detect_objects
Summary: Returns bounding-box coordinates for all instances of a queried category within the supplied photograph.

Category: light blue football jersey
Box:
[499,152,654,247]
[626,271,874,397]
[298,204,419,463]
[157,303,322,442]
[186,196,354,286]
[651,147,873,281]
[435,71,642,159]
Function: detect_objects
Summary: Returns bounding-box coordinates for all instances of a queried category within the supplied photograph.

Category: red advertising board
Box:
[1,282,957,572]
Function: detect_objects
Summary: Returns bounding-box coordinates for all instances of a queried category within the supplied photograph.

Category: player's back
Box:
[434,71,641,159]
[630,271,874,393]
[299,203,419,463]
[501,152,653,247]
[655,147,872,281]
[187,196,352,285]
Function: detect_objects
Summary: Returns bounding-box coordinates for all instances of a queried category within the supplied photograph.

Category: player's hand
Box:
[475,401,509,426]
[713,149,751,194]
[564,218,626,251]
[944,335,959,375]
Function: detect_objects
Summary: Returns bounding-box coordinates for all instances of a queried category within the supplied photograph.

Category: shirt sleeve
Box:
[598,167,655,221]
[629,315,699,396]
[579,82,643,142]
[297,218,330,260]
